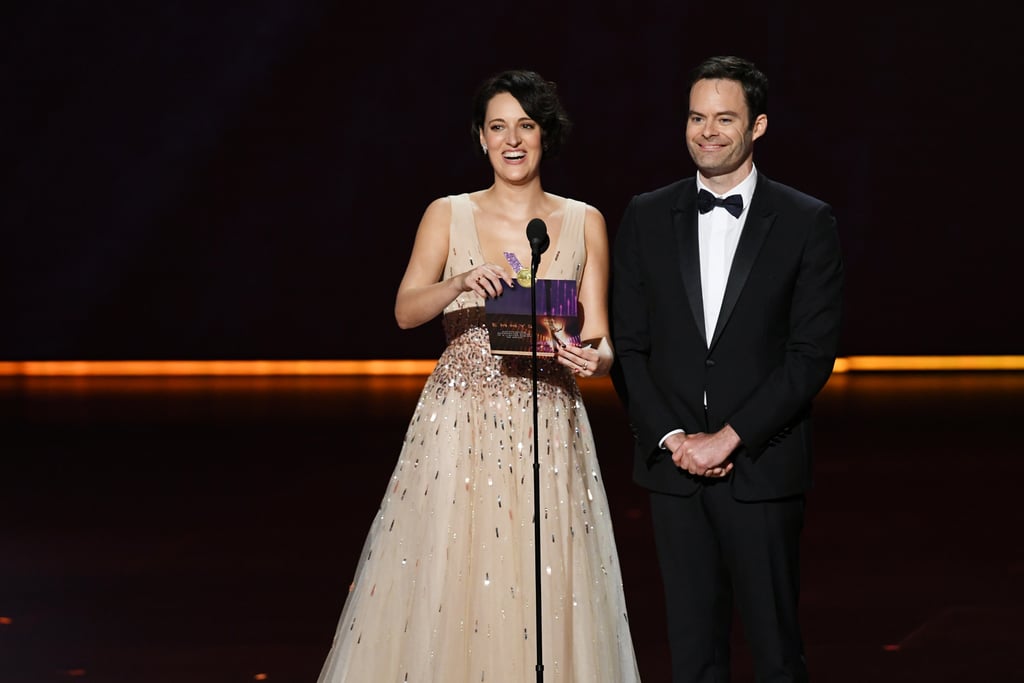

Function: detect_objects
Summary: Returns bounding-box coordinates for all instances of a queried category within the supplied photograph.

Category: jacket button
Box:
[705,359,715,367]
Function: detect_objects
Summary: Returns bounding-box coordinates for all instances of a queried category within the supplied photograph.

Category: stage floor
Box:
[2,371,1022,682]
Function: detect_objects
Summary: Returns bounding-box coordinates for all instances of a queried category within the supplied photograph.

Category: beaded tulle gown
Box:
[316,193,640,682]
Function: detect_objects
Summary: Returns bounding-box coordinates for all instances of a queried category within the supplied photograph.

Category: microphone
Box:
[527,218,549,258]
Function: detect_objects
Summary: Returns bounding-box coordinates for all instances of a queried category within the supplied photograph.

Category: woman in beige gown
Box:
[317,69,640,682]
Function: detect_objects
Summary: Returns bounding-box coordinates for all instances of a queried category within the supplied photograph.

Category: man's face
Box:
[685,78,766,182]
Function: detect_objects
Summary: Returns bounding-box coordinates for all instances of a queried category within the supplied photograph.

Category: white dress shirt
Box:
[696,168,757,343]
[659,166,758,449]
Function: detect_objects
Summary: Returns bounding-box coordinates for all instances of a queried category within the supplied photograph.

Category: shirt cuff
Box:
[659,429,685,450]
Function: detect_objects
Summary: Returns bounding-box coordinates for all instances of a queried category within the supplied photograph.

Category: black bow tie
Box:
[697,189,744,218]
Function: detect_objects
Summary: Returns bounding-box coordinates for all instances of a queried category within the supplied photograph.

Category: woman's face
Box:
[479,92,543,184]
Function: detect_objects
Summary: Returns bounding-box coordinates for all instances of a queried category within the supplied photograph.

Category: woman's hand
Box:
[461,264,515,299]
[555,338,610,378]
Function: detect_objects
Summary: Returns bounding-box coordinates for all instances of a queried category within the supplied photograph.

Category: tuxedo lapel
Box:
[710,183,774,349]
[672,187,707,347]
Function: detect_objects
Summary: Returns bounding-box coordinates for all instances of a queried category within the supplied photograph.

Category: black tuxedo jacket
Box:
[611,173,844,501]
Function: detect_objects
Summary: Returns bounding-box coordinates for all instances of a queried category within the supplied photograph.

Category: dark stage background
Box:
[4,1,1020,360]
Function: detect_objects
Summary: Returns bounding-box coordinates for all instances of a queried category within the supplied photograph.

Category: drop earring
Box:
[481,144,488,155]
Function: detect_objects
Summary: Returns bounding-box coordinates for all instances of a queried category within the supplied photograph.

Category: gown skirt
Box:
[316,308,640,682]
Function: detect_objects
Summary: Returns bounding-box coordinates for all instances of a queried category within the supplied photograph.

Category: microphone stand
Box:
[529,249,544,683]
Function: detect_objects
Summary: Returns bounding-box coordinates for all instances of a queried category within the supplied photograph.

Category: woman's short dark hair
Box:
[470,69,572,160]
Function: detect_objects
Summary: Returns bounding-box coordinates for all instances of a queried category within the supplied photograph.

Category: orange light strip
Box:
[0,360,437,376]
[0,356,1021,377]
[836,355,1024,372]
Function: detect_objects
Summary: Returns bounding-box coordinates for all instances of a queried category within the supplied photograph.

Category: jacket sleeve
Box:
[611,196,685,458]
[728,201,844,448]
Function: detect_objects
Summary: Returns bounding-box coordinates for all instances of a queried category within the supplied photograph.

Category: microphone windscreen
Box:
[527,218,550,255]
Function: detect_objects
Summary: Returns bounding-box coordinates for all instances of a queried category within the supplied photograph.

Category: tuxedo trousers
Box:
[650,482,809,683]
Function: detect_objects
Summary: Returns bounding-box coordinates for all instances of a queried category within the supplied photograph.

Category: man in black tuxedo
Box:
[611,55,844,682]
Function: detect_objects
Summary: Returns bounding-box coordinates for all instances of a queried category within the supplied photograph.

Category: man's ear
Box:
[752,114,767,142]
